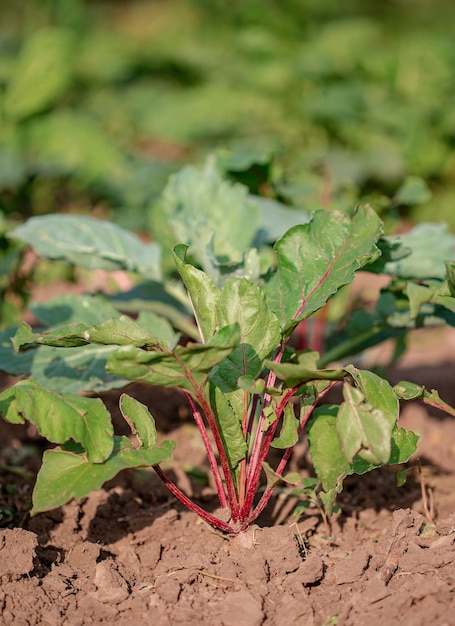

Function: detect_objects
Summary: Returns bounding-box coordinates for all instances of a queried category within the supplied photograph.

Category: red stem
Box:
[242,385,299,519]
[153,465,233,533]
[193,389,241,521]
[183,391,228,508]
[241,379,339,529]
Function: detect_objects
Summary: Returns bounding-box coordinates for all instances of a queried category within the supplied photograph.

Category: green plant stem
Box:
[153,465,233,533]
[184,391,228,508]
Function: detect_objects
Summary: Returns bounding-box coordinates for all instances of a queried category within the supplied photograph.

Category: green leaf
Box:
[155,157,260,269]
[271,403,299,449]
[0,326,34,376]
[107,323,240,394]
[308,406,418,516]
[344,366,399,426]
[32,437,175,514]
[238,375,266,394]
[30,344,128,394]
[406,282,435,319]
[337,383,392,465]
[214,278,281,388]
[209,385,247,468]
[30,294,120,327]
[11,215,162,280]
[0,380,113,462]
[381,223,455,280]
[210,278,280,422]
[394,176,432,206]
[307,406,349,496]
[265,351,345,386]
[248,195,311,244]
[265,207,382,336]
[119,394,156,449]
[4,28,75,120]
[445,261,455,296]
[173,244,220,342]
[394,381,455,417]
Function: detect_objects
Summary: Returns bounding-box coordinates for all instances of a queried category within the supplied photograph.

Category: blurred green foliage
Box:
[1,0,455,326]
[1,0,455,226]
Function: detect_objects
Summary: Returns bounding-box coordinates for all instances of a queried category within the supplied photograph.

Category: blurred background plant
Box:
[1,0,455,326]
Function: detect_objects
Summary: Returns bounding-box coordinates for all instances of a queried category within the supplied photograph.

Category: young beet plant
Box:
[2,207,446,534]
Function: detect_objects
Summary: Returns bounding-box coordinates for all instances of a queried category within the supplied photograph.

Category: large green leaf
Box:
[32,437,175,514]
[0,380,113,462]
[4,28,75,120]
[11,215,162,280]
[308,406,418,514]
[107,323,240,394]
[336,383,392,465]
[381,223,455,280]
[155,157,260,270]
[30,344,128,394]
[213,278,281,389]
[265,207,382,336]
[173,244,220,342]
[30,294,120,327]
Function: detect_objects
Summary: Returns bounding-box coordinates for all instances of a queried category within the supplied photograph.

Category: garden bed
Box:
[1,328,455,625]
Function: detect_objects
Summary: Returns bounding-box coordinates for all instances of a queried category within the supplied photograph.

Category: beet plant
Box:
[1,204,455,533]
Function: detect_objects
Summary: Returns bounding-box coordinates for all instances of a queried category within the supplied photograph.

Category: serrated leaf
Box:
[107,323,240,394]
[119,394,156,449]
[337,382,392,464]
[11,215,162,280]
[265,350,345,386]
[271,403,299,449]
[173,244,220,342]
[4,28,75,120]
[265,207,382,336]
[0,380,113,462]
[32,437,175,514]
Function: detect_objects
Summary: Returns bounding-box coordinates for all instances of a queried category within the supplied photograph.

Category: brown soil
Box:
[1,326,455,625]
